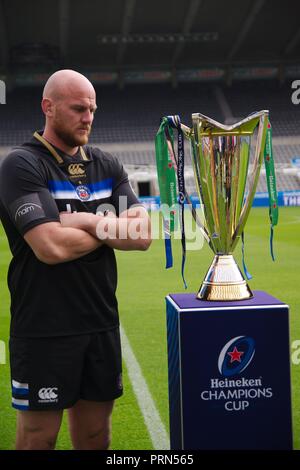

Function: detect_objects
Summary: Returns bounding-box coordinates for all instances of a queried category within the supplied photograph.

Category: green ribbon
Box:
[155,118,178,229]
[155,118,178,268]
[264,119,279,260]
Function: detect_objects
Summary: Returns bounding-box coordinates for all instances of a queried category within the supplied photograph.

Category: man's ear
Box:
[41,98,54,117]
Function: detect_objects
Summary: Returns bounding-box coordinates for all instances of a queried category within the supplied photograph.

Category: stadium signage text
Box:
[283,194,300,206]
[140,191,300,210]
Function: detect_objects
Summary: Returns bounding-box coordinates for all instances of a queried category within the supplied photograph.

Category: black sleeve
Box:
[0,151,60,235]
[109,155,143,216]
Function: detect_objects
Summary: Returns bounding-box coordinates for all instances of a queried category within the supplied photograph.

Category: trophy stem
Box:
[197,255,253,301]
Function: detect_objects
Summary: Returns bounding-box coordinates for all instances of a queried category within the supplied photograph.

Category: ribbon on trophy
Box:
[241,117,278,280]
[241,232,253,280]
[155,115,187,288]
[264,119,278,261]
[155,117,177,269]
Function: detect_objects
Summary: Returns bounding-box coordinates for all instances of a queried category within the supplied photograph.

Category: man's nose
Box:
[81,110,93,123]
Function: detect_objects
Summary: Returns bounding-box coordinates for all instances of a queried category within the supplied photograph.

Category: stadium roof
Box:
[0,0,299,73]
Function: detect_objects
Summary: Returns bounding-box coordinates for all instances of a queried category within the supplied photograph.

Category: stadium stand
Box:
[223,80,300,136]
[0,83,223,145]
[0,80,299,195]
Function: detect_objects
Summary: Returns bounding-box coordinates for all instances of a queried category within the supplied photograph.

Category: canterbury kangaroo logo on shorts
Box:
[38,387,58,402]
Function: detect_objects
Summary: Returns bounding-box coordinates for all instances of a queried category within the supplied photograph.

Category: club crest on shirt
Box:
[76,185,91,201]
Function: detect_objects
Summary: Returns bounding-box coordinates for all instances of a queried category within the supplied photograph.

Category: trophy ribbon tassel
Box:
[155,117,177,269]
[264,119,278,261]
[167,115,187,289]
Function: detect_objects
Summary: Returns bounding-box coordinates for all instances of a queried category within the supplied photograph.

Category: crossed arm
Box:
[24,206,152,265]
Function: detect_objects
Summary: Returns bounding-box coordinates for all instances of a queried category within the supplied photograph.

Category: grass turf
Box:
[0,206,299,449]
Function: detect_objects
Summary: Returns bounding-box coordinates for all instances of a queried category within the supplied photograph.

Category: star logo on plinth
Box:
[227,346,244,363]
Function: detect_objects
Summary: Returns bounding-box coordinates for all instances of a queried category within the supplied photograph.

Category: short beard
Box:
[55,126,90,148]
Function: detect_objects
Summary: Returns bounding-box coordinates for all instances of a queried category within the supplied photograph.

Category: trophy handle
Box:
[180,123,193,138]
[179,123,213,248]
[231,113,268,251]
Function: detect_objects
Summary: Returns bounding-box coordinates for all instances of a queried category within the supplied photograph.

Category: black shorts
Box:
[9,328,123,411]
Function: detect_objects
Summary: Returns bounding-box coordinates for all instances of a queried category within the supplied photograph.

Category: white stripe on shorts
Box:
[12,380,29,389]
[12,397,29,406]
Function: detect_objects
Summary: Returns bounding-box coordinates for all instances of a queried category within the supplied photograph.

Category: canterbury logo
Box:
[38,387,58,400]
[68,163,85,176]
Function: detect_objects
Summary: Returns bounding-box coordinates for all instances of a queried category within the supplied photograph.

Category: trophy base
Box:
[197,254,253,301]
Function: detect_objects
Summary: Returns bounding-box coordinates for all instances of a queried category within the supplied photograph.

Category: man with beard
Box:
[0,70,151,450]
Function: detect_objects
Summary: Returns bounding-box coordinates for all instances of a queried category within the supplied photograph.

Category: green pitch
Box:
[0,206,299,450]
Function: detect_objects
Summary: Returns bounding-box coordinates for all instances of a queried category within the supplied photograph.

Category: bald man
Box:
[0,70,151,450]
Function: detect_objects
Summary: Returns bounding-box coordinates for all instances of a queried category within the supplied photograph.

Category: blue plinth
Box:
[166,290,293,450]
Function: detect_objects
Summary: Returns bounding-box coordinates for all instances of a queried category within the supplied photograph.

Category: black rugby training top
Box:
[0,132,140,337]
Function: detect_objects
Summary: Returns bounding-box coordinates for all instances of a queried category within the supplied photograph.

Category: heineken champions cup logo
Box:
[218,336,256,377]
[200,336,273,412]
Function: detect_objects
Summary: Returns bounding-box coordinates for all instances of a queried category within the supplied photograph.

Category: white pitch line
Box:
[120,324,170,450]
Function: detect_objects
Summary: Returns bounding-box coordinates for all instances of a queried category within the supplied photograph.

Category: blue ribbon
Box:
[163,218,173,269]
[167,115,187,289]
[241,231,252,280]
[165,238,173,269]
[270,224,275,262]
